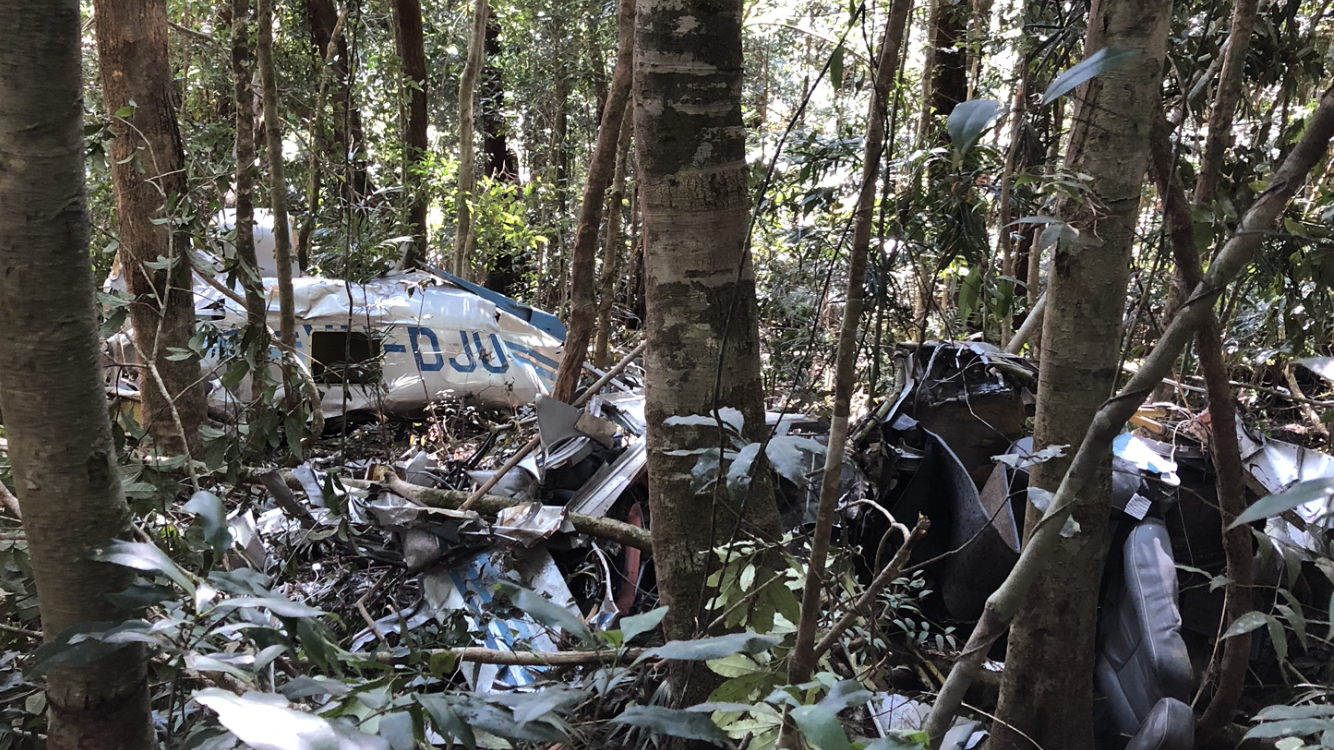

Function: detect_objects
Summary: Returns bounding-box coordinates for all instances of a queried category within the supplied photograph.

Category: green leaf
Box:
[417,695,476,750]
[766,436,825,487]
[1042,46,1140,104]
[818,681,873,713]
[620,606,668,642]
[791,704,850,750]
[88,540,195,595]
[610,706,729,745]
[495,581,593,643]
[1230,477,1334,528]
[864,730,929,750]
[642,631,780,663]
[1222,610,1269,639]
[830,44,845,89]
[194,688,390,750]
[1245,718,1334,739]
[1298,357,1334,383]
[214,596,325,619]
[958,265,982,324]
[1027,487,1054,513]
[1255,705,1334,721]
[946,99,1001,156]
[378,711,415,750]
[184,491,231,558]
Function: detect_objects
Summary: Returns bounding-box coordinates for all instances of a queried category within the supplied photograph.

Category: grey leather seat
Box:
[1094,518,1194,750]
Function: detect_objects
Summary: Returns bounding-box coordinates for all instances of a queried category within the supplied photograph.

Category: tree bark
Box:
[550,0,636,403]
[786,0,914,692]
[0,4,153,746]
[480,17,525,296]
[928,82,1334,748]
[299,3,347,274]
[257,0,297,349]
[305,0,371,202]
[989,0,1174,747]
[391,0,430,269]
[918,0,969,138]
[232,0,268,330]
[1195,0,1260,207]
[635,0,785,716]
[94,0,207,457]
[1159,0,1260,336]
[593,108,635,369]
[454,0,488,277]
[1148,112,1255,740]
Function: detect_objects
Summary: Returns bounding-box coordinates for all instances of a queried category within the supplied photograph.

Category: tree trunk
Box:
[1148,112,1255,741]
[232,0,268,330]
[482,19,519,181]
[786,0,914,692]
[989,0,1174,747]
[481,17,525,296]
[918,0,969,138]
[636,0,785,714]
[391,0,430,268]
[299,3,347,274]
[593,108,635,369]
[257,0,297,349]
[1195,0,1260,207]
[94,0,207,456]
[305,0,372,202]
[550,0,636,403]
[454,0,488,277]
[0,4,153,746]
[1159,0,1259,335]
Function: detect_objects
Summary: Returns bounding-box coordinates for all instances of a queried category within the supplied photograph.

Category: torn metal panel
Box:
[567,440,647,519]
[420,546,578,692]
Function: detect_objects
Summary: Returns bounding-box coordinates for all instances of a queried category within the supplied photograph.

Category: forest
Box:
[1,0,1333,747]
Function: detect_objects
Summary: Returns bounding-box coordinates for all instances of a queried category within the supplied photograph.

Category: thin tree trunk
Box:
[233,0,268,329]
[0,4,153,746]
[391,0,429,268]
[1195,0,1260,207]
[1148,112,1255,741]
[786,0,914,692]
[927,81,1334,749]
[305,0,372,202]
[454,0,488,277]
[989,0,1174,746]
[636,0,785,718]
[94,0,207,456]
[299,3,348,275]
[551,76,570,311]
[257,0,297,349]
[918,0,969,138]
[1160,0,1259,336]
[549,0,635,403]
[593,107,635,369]
[481,17,525,296]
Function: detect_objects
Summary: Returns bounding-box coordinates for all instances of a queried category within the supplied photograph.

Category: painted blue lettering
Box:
[409,326,446,372]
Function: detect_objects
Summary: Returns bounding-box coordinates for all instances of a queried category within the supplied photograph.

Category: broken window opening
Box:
[310,330,383,385]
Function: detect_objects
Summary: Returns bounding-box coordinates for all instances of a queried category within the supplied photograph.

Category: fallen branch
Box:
[373,646,648,667]
[924,82,1334,746]
[813,516,929,659]
[387,475,653,552]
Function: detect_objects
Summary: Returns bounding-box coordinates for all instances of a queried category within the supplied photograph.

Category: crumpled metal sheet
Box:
[421,546,579,692]
[1237,424,1334,552]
